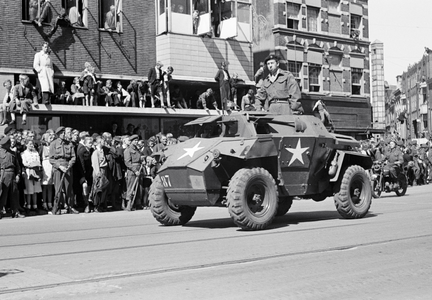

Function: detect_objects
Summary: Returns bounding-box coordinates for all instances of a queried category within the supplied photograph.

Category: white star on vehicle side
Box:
[177,142,205,160]
[285,139,309,166]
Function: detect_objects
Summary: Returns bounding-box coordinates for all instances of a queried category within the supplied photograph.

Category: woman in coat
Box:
[90,137,109,212]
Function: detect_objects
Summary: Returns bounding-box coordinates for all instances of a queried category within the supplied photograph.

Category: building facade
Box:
[250,0,372,138]
[0,0,255,134]
[400,53,432,140]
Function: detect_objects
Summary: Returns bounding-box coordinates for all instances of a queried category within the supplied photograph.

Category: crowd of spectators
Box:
[359,135,432,186]
[0,124,185,220]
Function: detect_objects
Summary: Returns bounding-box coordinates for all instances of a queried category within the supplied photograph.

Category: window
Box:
[350,14,361,39]
[327,52,343,68]
[352,68,363,95]
[307,7,319,32]
[99,0,122,31]
[286,2,300,29]
[63,0,88,27]
[288,61,302,88]
[172,0,191,14]
[327,0,340,13]
[309,64,321,92]
[22,0,53,23]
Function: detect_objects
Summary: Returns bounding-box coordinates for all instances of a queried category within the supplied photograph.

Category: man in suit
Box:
[10,75,39,126]
[148,61,164,108]
[214,61,231,111]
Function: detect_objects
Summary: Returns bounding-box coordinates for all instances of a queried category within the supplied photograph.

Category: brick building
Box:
[251,0,372,138]
[0,0,254,134]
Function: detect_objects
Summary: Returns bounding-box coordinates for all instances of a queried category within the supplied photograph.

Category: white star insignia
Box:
[177,142,205,160]
[285,139,309,166]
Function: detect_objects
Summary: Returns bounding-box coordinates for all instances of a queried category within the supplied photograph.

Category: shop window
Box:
[22,0,53,24]
[62,0,88,28]
[286,2,300,29]
[307,7,319,32]
[309,64,321,92]
[100,0,123,32]
[352,68,363,95]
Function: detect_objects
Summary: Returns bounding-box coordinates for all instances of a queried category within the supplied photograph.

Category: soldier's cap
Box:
[264,54,280,64]
[55,126,65,135]
[0,135,10,146]
[130,134,139,141]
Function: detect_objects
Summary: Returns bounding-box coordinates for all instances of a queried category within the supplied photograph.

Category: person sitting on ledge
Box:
[9,74,39,126]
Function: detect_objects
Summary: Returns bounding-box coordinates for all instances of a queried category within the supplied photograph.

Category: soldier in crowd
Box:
[257,54,302,115]
[108,136,125,210]
[123,134,143,211]
[49,126,77,214]
[0,136,25,219]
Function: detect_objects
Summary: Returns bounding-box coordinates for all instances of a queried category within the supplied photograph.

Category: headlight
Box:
[213,149,221,159]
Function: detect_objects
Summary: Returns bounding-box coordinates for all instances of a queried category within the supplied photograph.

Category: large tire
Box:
[334,165,372,219]
[276,197,293,216]
[395,173,407,196]
[149,176,196,226]
[227,168,278,230]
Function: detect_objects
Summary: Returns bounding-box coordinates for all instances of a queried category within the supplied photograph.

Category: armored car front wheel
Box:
[334,165,372,219]
[149,176,196,226]
[227,168,278,230]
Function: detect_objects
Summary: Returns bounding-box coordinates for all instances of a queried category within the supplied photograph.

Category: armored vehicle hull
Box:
[149,112,372,230]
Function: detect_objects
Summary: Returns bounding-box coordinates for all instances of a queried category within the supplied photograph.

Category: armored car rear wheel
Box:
[227,168,278,230]
[149,176,196,226]
[334,165,372,219]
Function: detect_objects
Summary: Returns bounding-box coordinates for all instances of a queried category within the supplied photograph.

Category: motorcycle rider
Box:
[382,139,404,185]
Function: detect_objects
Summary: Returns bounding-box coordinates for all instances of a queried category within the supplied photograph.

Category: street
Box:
[1,185,432,300]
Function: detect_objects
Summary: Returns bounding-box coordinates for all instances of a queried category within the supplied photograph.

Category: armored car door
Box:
[278,136,316,196]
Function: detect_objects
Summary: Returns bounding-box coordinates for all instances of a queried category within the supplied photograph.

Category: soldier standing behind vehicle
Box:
[258,54,301,115]
[49,126,77,214]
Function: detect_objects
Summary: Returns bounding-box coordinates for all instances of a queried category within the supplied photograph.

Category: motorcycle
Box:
[370,161,408,198]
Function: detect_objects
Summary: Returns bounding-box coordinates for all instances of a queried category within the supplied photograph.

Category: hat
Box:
[264,54,279,64]
[130,134,139,141]
[55,126,65,135]
[0,136,10,146]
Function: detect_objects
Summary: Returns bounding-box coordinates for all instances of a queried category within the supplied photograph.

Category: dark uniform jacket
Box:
[49,138,76,169]
[0,148,21,176]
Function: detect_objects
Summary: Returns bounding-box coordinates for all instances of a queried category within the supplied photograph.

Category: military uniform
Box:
[259,55,301,115]
[49,127,76,213]
[383,146,404,179]
[123,135,143,209]
[0,136,24,219]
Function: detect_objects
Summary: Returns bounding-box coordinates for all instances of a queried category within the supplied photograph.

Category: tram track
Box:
[1,233,431,295]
